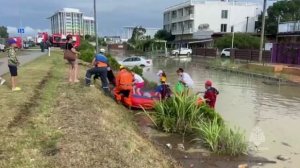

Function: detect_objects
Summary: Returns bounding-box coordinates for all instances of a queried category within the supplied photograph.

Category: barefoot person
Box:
[66,35,80,83]
[7,39,21,91]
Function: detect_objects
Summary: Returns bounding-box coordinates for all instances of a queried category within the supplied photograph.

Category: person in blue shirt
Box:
[155,78,171,100]
[85,49,109,94]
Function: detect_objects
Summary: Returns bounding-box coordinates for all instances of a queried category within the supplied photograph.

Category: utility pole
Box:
[259,0,267,63]
[231,26,235,49]
[246,16,249,33]
[276,15,281,43]
[94,0,99,53]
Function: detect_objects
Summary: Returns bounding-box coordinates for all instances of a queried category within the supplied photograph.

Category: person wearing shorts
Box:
[132,72,144,95]
[7,39,21,91]
[66,35,80,83]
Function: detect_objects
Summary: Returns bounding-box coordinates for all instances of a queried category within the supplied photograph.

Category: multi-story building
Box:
[49,8,95,36]
[163,0,260,41]
[83,16,95,36]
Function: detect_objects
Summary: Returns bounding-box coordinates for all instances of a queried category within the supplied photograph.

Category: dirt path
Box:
[0,52,178,168]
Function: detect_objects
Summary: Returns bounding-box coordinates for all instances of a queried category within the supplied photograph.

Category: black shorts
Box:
[8,65,18,77]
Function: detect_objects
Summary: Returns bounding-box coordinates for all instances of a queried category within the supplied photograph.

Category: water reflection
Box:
[142,57,300,168]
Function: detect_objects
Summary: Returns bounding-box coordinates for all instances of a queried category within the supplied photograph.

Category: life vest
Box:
[95,54,108,67]
[116,69,133,90]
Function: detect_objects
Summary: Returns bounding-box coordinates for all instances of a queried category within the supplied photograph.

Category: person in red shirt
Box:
[204,80,219,109]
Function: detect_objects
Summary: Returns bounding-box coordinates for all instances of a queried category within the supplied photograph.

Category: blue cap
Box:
[7,39,16,45]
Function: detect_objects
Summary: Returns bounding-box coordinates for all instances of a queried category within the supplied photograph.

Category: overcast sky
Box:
[0,0,272,37]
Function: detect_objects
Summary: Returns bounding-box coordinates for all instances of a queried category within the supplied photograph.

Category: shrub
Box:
[80,49,94,62]
[153,94,222,134]
[131,66,143,76]
[106,54,120,70]
[194,119,248,156]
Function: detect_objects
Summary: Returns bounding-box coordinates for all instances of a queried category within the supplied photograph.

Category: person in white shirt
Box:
[176,68,194,90]
[132,72,144,95]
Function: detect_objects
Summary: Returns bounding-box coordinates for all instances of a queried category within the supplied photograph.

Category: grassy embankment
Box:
[207,58,294,81]
[0,51,178,168]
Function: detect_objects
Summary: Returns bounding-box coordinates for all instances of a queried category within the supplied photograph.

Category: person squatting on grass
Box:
[66,35,80,83]
[7,39,21,91]
[85,49,109,94]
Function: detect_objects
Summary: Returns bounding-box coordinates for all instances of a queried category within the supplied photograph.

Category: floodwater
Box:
[142,57,300,168]
[111,50,300,167]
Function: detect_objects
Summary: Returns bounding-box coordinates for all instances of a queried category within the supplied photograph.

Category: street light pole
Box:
[259,0,267,63]
[94,0,99,53]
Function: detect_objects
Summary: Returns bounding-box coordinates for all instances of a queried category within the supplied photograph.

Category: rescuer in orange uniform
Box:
[114,66,134,106]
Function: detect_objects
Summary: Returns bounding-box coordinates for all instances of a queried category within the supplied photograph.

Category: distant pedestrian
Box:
[203,80,219,109]
[65,35,80,83]
[85,49,109,94]
[176,68,194,94]
[7,39,21,91]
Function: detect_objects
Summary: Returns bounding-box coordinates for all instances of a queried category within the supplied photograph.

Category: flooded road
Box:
[141,57,300,168]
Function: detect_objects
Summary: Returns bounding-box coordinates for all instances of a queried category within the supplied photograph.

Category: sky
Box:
[0,0,274,37]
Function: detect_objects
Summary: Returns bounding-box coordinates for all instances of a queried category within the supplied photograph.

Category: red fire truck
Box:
[49,34,81,48]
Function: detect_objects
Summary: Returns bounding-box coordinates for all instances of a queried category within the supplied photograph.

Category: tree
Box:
[0,26,9,38]
[154,29,175,41]
[128,26,146,44]
[256,0,300,35]
[214,33,260,49]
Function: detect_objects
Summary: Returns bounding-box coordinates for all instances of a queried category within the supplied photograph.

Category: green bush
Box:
[194,120,248,156]
[80,49,94,62]
[106,54,120,70]
[214,33,260,49]
[78,39,94,51]
[153,94,222,134]
[131,66,143,76]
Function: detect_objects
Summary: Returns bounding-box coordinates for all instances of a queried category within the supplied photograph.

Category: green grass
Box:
[0,51,178,168]
[146,93,247,156]
[194,119,248,156]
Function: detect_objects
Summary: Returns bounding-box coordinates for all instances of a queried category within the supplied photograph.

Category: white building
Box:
[83,16,95,36]
[163,0,260,41]
[49,8,95,36]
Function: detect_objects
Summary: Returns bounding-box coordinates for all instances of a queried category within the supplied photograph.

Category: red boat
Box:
[122,92,159,110]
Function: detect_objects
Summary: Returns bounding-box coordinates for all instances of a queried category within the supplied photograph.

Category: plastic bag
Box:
[175,82,184,94]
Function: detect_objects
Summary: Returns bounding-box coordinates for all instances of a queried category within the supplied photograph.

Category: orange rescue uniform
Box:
[114,69,134,106]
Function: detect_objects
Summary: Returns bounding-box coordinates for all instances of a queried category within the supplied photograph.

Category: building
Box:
[163,0,260,44]
[83,16,95,36]
[123,26,160,40]
[278,21,300,43]
[49,8,95,36]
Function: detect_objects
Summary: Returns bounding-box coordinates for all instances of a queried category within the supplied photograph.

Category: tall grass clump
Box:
[153,94,223,134]
[149,93,248,156]
[194,119,248,156]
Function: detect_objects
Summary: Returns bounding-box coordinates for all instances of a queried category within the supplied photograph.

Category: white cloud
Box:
[7,26,50,37]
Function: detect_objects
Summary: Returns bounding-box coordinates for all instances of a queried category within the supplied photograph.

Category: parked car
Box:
[0,44,5,52]
[171,48,192,57]
[119,56,152,67]
[221,48,231,57]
